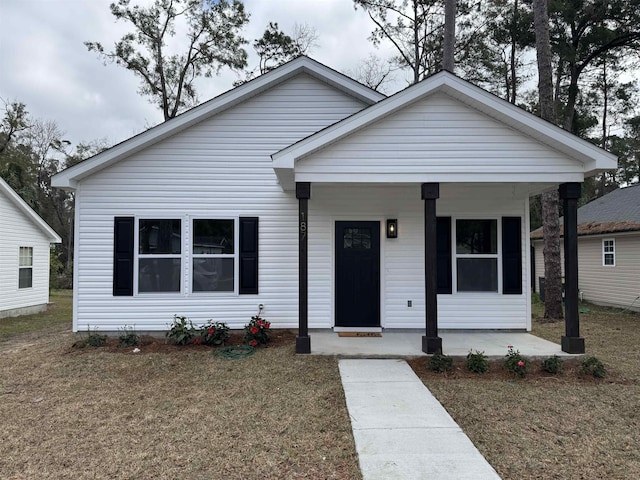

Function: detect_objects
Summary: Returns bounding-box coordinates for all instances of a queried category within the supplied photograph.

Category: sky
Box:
[0,0,399,148]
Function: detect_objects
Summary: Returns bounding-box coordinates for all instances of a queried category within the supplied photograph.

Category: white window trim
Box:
[452,218,502,294]
[602,238,615,267]
[134,216,240,296]
[18,246,34,289]
[134,216,184,296]
[190,217,239,296]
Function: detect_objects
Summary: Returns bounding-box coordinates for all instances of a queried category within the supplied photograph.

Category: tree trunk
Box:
[442,0,456,73]
[541,190,564,320]
[413,0,420,83]
[533,0,563,321]
[509,0,519,104]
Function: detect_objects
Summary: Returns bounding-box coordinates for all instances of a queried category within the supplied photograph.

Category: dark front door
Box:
[335,221,380,327]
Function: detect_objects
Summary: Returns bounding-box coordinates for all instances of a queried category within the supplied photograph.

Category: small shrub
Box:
[541,355,563,374]
[198,320,230,346]
[73,327,107,348]
[581,356,606,378]
[466,350,489,374]
[118,326,140,347]
[166,315,196,345]
[429,353,454,373]
[243,315,271,347]
[504,346,529,378]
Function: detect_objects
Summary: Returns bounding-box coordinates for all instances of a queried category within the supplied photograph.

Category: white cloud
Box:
[0,0,397,147]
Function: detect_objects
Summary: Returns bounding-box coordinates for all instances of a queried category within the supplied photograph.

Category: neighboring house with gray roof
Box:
[531,183,640,311]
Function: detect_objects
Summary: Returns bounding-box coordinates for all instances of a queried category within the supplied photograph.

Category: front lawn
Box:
[5,292,639,479]
[413,301,640,480]
[0,294,360,480]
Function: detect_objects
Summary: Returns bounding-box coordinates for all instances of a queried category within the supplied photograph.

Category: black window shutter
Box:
[436,217,452,294]
[113,217,134,296]
[239,217,259,294]
[502,217,522,294]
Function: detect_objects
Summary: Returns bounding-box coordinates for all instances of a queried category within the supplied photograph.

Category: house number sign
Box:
[299,211,307,242]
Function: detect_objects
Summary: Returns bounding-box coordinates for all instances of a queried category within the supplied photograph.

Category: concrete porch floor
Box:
[309,329,580,359]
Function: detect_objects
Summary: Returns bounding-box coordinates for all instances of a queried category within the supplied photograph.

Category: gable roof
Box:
[0,177,61,243]
[272,70,617,190]
[531,183,640,238]
[52,56,384,190]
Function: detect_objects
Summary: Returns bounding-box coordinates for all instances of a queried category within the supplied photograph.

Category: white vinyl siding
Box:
[296,92,584,184]
[579,235,639,310]
[0,190,52,316]
[72,73,369,331]
[309,184,530,330]
[533,234,640,311]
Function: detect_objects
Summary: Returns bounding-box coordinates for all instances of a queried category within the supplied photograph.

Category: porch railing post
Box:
[559,182,585,354]
[422,183,442,354]
[296,182,311,354]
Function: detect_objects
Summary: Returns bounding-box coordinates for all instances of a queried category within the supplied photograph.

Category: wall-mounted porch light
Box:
[386,219,398,239]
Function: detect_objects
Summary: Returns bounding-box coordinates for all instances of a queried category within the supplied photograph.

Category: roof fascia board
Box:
[0,178,62,243]
[52,57,383,189]
[273,71,617,171]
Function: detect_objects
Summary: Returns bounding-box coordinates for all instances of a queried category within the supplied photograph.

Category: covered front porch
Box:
[271,70,617,356]
[309,329,580,359]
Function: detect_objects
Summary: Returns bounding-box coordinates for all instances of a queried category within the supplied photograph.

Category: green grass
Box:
[0,290,72,338]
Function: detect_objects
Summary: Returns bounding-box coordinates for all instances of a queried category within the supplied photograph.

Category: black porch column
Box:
[559,182,585,354]
[296,182,311,354]
[422,183,442,354]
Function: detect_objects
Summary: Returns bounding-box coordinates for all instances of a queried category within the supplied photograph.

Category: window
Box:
[343,227,372,250]
[138,219,181,293]
[455,219,498,292]
[192,219,235,292]
[120,217,255,296]
[19,247,33,289]
[603,239,615,266]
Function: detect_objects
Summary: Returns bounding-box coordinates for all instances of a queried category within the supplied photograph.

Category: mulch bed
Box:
[68,329,298,354]
[407,357,632,385]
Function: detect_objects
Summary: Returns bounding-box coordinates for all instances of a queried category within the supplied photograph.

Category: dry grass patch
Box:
[0,300,360,480]
[411,301,640,480]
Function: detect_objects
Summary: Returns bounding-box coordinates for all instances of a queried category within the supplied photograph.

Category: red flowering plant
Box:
[198,320,230,346]
[243,315,271,347]
[504,345,529,378]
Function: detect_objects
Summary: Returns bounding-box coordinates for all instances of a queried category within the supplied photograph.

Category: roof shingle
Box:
[531,183,640,238]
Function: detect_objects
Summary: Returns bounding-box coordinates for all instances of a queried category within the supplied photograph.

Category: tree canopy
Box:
[85,0,250,120]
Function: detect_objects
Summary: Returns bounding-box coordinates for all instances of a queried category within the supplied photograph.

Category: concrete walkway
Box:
[314,330,577,358]
[340,359,501,480]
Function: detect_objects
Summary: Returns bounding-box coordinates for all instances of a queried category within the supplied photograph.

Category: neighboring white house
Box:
[532,183,640,311]
[52,57,616,353]
[0,178,62,318]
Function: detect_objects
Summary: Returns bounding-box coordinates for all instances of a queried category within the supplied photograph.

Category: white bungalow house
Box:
[0,177,62,318]
[52,57,616,353]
